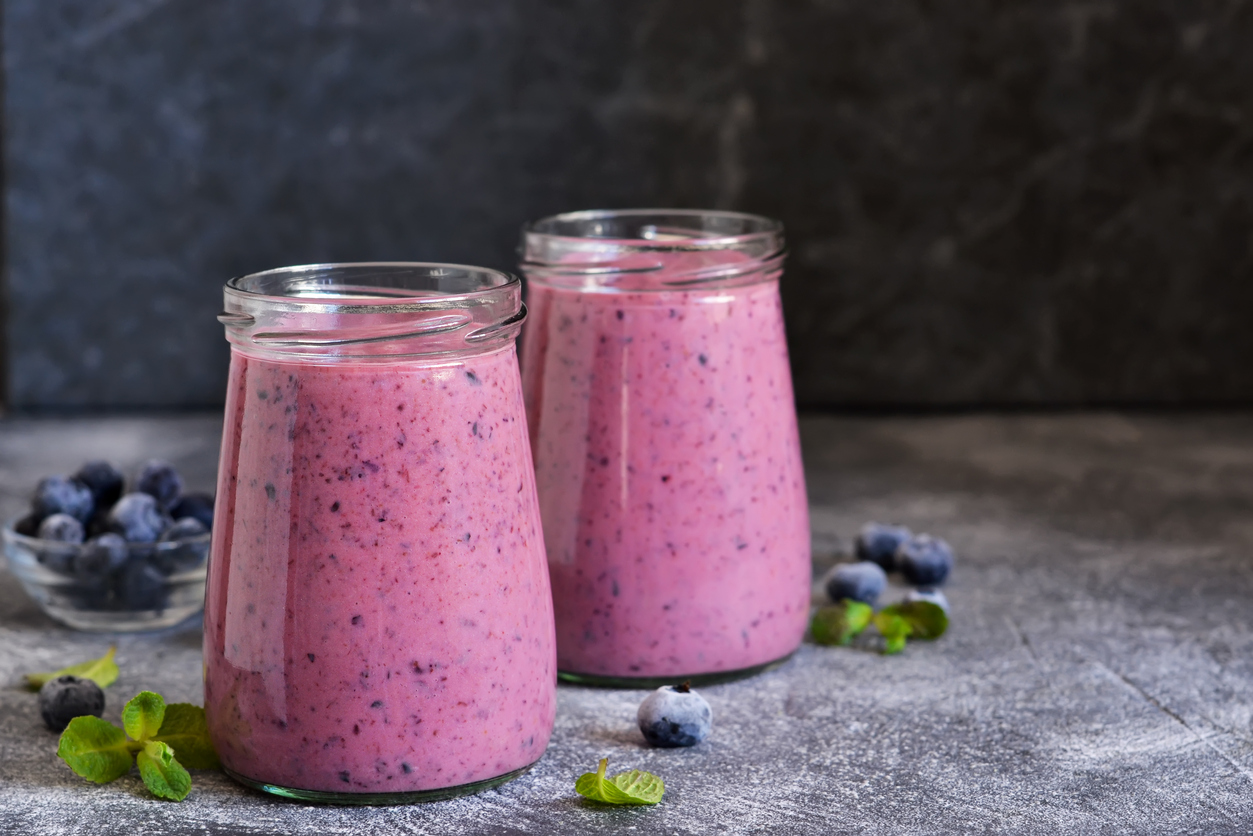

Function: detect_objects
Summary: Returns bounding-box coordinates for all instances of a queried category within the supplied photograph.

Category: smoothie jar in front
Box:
[205,263,556,803]
[519,210,811,687]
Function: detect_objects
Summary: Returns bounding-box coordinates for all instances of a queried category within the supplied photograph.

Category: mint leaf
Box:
[153,704,220,770]
[811,600,874,646]
[575,758,664,805]
[873,608,912,654]
[26,647,119,690]
[137,740,192,801]
[896,600,948,640]
[56,716,134,783]
[122,691,166,742]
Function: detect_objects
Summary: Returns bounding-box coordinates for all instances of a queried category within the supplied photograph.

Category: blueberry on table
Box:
[896,535,954,587]
[73,533,129,581]
[72,460,125,510]
[854,522,912,572]
[107,493,171,543]
[38,675,105,731]
[169,492,214,531]
[32,476,95,524]
[38,513,85,544]
[637,682,712,748]
[905,587,950,615]
[825,561,887,605]
[135,460,184,511]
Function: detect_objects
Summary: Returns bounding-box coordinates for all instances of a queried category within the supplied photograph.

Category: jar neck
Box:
[520,209,785,292]
[219,263,524,362]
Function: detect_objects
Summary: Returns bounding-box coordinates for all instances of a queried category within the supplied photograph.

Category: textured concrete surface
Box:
[1,413,1252,834]
[6,1,1253,409]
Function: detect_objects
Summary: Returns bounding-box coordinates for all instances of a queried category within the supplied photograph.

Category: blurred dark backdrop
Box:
[4,0,1251,411]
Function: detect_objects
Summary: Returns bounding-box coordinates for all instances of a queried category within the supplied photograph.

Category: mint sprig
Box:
[811,600,874,646]
[575,758,664,805]
[56,691,218,801]
[813,599,949,654]
[26,647,119,690]
[873,600,949,654]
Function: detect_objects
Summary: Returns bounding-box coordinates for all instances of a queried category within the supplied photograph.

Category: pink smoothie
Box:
[204,344,555,794]
[520,258,811,679]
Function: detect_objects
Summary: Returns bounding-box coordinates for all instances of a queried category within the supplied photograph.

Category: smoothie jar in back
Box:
[205,263,556,803]
[519,210,811,687]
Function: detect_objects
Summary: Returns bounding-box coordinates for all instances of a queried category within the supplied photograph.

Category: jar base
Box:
[223,761,538,806]
[557,651,794,689]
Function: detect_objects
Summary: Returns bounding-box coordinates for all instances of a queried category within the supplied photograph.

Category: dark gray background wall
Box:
[5,0,1252,410]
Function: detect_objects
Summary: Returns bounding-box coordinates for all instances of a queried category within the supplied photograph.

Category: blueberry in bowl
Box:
[2,460,213,632]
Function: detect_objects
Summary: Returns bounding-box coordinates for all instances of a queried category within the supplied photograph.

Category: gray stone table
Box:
[0,413,1251,834]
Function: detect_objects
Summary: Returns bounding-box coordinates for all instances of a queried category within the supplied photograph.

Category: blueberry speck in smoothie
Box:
[698,354,708,365]
[308,653,316,662]
[465,371,480,385]
[352,615,363,625]
[339,771,351,783]
[331,501,340,512]
[371,700,384,708]
[265,483,276,500]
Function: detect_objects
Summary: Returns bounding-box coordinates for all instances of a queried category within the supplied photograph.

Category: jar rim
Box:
[520,209,785,291]
[225,262,520,312]
[220,262,525,360]
[522,208,783,251]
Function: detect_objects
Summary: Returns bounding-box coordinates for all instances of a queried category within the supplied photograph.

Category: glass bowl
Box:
[2,521,208,631]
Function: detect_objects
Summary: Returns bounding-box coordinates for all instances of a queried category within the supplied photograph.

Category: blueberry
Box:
[13,513,41,537]
[72,461,125,511]
[107,493,172,543]
[159,516,209,542]
[32,476,94,524]
[896,535,954,587]
[136,460,184,511]
[84,512,113,539]
[156,518,210,574]
[117,559,169,610]
[825,561,887,605]
[905,587,950,615]
[38,513,85,544]
[169,492,214,531]
[73,533,130,581]
[637,682,712,748]
[854,522,911,572]
[38,675,105,731]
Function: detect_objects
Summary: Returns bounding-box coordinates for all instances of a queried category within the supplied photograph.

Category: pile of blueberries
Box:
[11,460,214,611]
[826,523,954,611]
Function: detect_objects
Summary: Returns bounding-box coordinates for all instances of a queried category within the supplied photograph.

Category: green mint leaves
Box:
[55,717,134,784]
[150,703,221,770]
[137,741,192,802]
[872,609,912,654]
[812,599,949,655]
[575,758,665,805]
[26,647,119,690]
[893,600,949,640]
[122,691,165,742]
[810,600,874,646]
[56,690,218,801]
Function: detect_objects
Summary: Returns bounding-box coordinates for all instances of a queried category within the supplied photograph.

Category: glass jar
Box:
[519,210,811,686]
[204,263,556,804]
